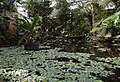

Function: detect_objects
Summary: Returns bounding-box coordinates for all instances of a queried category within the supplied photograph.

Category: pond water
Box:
[0,41,120,82]
[46,40,120,82]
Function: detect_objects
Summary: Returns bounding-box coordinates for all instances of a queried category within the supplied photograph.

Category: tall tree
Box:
[25,0,53,17]
[54,0,72,36]
[24,0,53,34]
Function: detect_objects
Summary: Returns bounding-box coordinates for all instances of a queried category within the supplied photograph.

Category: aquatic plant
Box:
[0,46,120,82]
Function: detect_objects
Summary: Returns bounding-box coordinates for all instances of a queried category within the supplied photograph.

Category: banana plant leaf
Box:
[102,11,120,24]
[97,11,120,36]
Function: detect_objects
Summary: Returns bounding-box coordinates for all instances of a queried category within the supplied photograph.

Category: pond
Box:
[0,41,120,82]
[44,38,120,82]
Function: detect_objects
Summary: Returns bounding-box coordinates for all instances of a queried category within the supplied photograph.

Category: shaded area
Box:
[43,37,120,82]
[0,35,18,47]
[43,36,89,53]
[100,68,120,82]
[46,57,81,63]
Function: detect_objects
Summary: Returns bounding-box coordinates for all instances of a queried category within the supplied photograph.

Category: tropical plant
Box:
[97,10,120,38]
[24,0,53,35]
[68,8,90,36]
[83,0,112,34]
[51,0,72,36]
[0,0,19,47]
[0,0,19,15]
[25,0,53,17]
[18,16,41,46]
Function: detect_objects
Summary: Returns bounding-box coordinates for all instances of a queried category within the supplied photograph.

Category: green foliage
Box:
[25,0,53,17]
[55,0,71,36]
[0,46,120,81]
[23,0,53,37]
[111,0,120,10]
[69,8,90,36]
[0,0,20,46]
[0,16,11,46]
[0,0,18,13]
[49,0,90,36]
[1,0,120,43]
[0,16,10,35]
[98,10,120,37]
[21,0,119,38]
[18,16,41,46]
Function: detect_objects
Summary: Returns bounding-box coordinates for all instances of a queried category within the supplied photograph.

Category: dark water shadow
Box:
[89,42,120,58]
[100,68,120,82]
[46,39,120,82]
[46,57,81,63]
[24,47,52,51]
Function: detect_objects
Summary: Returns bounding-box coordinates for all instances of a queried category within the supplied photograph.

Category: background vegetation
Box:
[0,0,120,44]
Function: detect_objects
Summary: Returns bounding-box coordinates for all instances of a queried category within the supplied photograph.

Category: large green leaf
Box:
[103,11,120,23]
[98,11,120,36]
[31,16,40,32]
[23,17,32,30]
[114,16,119,25]
[114,35,120,39]
[18,32,29,46]
[18,18,30,29]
